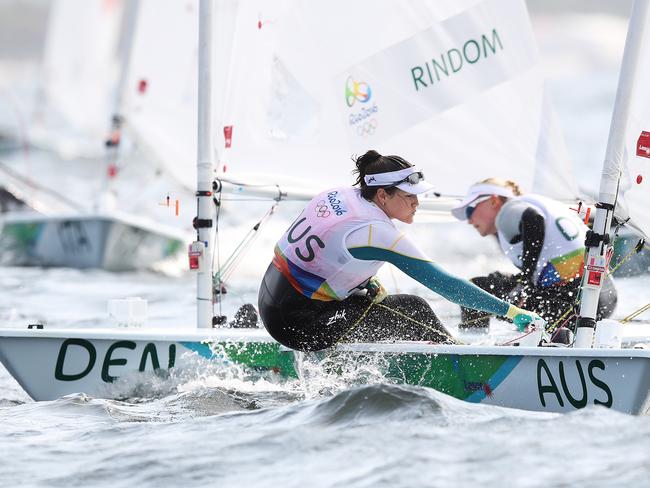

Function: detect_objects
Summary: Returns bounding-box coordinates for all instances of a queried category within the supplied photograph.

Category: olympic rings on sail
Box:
[356,119,378,137]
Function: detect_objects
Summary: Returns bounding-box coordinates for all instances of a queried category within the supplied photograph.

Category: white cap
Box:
[451,183,515,220]
[363,166,435,195]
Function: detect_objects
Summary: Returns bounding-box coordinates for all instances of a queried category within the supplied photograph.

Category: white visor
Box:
[363,166,435,195]
[451,183,515,220]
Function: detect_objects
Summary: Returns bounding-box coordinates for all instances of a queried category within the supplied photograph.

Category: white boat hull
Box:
[0,327,648,414]
[0,213,185,271]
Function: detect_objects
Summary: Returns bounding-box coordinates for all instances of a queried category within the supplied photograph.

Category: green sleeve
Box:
[349,246,509,316]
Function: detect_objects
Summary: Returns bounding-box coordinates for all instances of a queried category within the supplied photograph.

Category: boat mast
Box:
[574,0,650,348]
[196,0,216,328]
[97,0,140,211]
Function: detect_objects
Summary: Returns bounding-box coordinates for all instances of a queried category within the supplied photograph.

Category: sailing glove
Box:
[366,276,388,304]
[505,304,547,332]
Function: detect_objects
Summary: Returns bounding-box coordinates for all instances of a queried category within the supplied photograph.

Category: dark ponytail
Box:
[353,149,413,200]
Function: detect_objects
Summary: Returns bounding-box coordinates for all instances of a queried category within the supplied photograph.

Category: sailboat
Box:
[0,0,648,413]
[0,0,188,271]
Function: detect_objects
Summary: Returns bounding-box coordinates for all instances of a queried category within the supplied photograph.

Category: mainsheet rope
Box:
[335,300,461,347]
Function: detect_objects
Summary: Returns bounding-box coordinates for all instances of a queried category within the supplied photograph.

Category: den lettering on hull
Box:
[54,338,176,383]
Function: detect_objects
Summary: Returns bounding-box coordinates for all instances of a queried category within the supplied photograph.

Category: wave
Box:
[218,382,536,432]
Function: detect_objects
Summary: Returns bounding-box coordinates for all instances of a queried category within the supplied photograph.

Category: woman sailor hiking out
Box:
[258,150,546,352]
[452,178,617,333]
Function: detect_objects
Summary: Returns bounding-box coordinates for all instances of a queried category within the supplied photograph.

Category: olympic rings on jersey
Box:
[315,200,331,218]
[356,118,378,137]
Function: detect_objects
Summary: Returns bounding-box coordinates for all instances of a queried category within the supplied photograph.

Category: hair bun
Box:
[355,150,382,173]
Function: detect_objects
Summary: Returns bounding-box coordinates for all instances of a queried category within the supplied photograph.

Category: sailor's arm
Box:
[346,224,543,330]
[349,244,510,316]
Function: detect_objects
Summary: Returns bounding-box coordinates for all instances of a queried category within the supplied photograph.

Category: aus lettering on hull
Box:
[537,358,613,410]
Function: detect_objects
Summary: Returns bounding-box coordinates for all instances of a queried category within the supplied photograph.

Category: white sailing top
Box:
[496,194,586,287]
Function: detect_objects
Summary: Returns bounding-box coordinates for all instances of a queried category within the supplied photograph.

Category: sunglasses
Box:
[465,196,490,219]
[393,171,425,186]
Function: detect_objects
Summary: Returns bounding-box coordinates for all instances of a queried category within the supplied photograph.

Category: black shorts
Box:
[258,264,454,351]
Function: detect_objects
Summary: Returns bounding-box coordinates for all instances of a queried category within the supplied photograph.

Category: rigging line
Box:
[214,202,278,285]
[333,301,375,346]
[214,230,254,279]
[375,302,460,344]
[608,238,642,275]
[212,184,223,318]
[0,159,84,212]
[0,87,30,159]
[319,298,458,370]
[457,315,495,328]
[225,203,276,265]
[621,302,650,324]
[546,239,643,334]
[496,328,538,346]
[332,299,460,352]
[546,303,580,334]
[216,197,308,202]
[217,198,279,202]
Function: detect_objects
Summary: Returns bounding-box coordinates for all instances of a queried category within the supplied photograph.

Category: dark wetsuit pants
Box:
[258,264,455,352]
[460,271,618,330]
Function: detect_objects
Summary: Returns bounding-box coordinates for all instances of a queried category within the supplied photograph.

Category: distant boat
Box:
[0,0,189,271]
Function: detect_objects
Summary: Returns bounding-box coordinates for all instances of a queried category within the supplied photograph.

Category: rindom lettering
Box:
[410,28,504,91]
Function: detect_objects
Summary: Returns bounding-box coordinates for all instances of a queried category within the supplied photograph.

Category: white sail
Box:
[218,0,577,198]
[573,0,650,348]
[32,0,125,158]
[614,1,650,239]
[120,0,237,192]
[119,0,199,191]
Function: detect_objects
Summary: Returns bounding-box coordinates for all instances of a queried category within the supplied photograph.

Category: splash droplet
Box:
[637,174,643,184]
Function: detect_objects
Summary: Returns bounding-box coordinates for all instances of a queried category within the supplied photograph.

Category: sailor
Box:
[451,178,617,331]
[257,151,545,352]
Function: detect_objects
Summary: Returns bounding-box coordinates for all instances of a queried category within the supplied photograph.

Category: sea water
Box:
[2,3,650,487]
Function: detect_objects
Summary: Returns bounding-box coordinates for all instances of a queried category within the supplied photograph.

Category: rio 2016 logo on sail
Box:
[345,76,379,137]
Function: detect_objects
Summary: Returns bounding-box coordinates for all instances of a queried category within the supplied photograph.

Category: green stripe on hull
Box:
[182,341,522,402]
[362,352,520,401]
[181,341,298,378]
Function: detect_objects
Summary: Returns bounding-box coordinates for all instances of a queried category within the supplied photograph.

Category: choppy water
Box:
[1,382,650,487]
[2,3,650,487]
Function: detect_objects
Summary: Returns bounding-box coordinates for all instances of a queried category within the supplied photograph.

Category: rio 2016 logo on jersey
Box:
[326,191,347,216]
[344,76,379,138]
